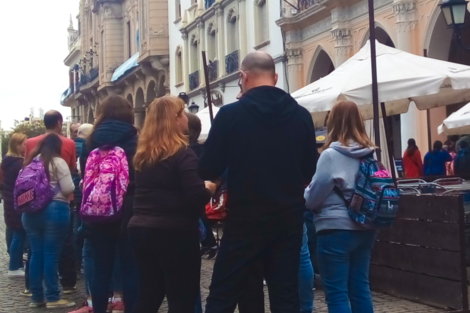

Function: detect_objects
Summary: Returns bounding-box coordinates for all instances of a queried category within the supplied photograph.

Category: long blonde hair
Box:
[323,101,375,150]
[134,95,187,171]
[7,133,27,157]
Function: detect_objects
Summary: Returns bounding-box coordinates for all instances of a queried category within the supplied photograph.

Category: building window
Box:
[127,21,132,58]
[207,25,217,61]
[88,11,93,33]
[176,46,183,83]
[190,36,199,73]
[176,0,181,19]
[100,31,104,72]
[255,0,268,45]
[227,12,239,54]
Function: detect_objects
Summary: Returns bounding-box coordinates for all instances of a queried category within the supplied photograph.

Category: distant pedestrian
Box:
[444,140,457,176]
[402,138,422,178]
[25,110,78,293]
[22,133,76,309]
[1,133,27,277]
[423,141,452,176]
[129,96,215,313]
[200,51,319,312]
[454,140,470,176]
[79,95,140,313]
[187,112,219,259]
[70,122,81,140]
[304,100,377,313]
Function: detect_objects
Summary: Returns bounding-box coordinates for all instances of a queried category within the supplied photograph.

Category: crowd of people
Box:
[0,51,404,313]
[402,136,470,178]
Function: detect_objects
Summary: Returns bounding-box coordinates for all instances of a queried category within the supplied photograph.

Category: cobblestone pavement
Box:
[0,204,445,312]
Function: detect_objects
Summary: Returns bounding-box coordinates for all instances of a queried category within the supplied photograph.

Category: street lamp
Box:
[439,0,470,49]
[188,101,199,113]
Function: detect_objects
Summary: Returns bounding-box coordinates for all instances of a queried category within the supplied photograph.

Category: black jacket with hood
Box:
[80,119,138,237]
[1,156,24,230]
[199,86,319,233]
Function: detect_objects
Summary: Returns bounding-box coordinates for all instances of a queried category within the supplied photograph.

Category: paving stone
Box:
[0,204,446,312]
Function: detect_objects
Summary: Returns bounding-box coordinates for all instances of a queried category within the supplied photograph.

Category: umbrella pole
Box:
[202,51,214,124]
[424,49,432,152]
[381,102,397,184]
[368,0,381,161]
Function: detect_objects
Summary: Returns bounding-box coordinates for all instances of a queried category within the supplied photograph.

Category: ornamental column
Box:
[215,4,225,78]
[393,0,427,155]
[331,28,352,67]
[286,48,303,93]
[197,19,206,87]
[238,0,247,60]
[182,31,190,92]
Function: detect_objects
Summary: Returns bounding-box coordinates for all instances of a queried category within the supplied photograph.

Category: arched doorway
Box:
[426,8,470,144]
[135,88,145,129]
[146,81,156,105]
[309,49,335,83]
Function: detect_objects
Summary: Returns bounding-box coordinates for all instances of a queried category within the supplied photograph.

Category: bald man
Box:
[199,51,319,312]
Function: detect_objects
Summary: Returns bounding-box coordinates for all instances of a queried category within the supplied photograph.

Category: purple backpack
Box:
[14,157,60,213]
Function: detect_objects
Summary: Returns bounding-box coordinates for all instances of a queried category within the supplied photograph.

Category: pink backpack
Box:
[80,147,129,223]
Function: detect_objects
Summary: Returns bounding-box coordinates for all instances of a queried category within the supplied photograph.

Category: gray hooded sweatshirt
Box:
[304,141,375,233]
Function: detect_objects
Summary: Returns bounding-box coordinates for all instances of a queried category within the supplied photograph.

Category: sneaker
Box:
[8,269,25,277]
[110,301,124,313]
[68,304,93,313]
[47,299,76,309]
[28,302,46,308]
[20,289,32,297]
[63,286,78,294]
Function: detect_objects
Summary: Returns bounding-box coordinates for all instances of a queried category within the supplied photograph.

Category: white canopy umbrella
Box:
[438,102,470,135]
[292,40,470,127]
[196,106,220,142]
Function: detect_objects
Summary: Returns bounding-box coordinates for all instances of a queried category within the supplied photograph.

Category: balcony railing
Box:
[297,0,320,12]
[205,0,216,9]
[60,87,73,105]
[225,50,239,75]
[208,60,218,82]
[189,70,200,91]
[89,67,99,82]
[77,68,99,90]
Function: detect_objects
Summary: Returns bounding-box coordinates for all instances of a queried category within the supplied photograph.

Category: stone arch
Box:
[308,46,335,84]
[157,74,167,97]
[134,87,145,129]
[127,94,133,106]
[424,5,454,61]
[360,24,396,48]
[87,106,94,123]
[146,80,157,105]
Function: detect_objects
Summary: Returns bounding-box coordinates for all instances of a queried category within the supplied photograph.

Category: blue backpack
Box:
[334,156,399,229]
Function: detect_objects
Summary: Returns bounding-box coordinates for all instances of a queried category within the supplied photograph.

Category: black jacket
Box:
[1,156,24,230]
[199,86,319,233]
[80,119,138,237]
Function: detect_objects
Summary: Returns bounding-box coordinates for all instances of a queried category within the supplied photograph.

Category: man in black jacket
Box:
[199,51,319,312]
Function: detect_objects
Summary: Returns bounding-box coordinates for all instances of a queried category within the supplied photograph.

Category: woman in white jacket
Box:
[304,101,376,313]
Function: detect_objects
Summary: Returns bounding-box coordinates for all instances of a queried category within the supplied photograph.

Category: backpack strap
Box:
[333,186,350,208]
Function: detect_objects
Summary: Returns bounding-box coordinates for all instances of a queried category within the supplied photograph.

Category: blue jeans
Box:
[317,230,376,313]
[9,229,26,271]
[299,223,314,313]
[22,201,70,303]
[89,229,139,313]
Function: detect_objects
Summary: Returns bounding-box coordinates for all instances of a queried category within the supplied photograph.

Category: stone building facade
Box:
[277,0,470,157]
[169,0,288,110]
[61,0,170,129]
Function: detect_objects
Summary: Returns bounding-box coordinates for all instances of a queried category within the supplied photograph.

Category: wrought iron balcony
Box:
[189,70,200,91]
[205,0,216,9]
[297,0,320,12]
[89,67,99,82]
[225,50,239,75]
[208,60,218,82]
